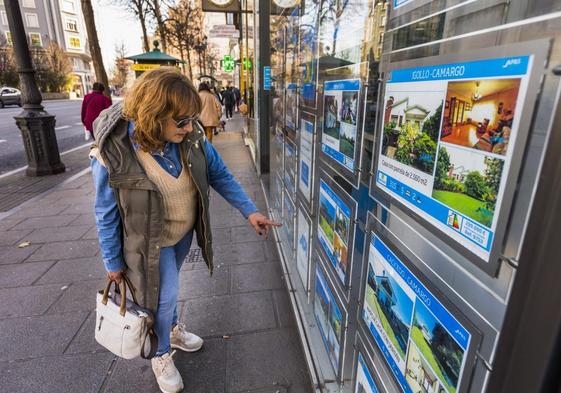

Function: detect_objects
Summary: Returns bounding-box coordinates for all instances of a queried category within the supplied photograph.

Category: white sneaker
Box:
[170,323,204,352]
[151,351,184,393]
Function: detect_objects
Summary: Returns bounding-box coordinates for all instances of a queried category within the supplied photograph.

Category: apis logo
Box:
[502,58,522,68]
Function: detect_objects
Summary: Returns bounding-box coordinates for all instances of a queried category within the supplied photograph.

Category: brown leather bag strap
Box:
[141,328,158,359]
[101,279,127,316]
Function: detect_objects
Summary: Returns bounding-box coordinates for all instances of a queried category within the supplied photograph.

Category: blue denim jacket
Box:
[91,122,258,272]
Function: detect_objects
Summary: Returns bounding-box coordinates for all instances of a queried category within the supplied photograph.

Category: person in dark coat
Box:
[81,82,112,140]
[222,86,236,119]
[233,87,241,111]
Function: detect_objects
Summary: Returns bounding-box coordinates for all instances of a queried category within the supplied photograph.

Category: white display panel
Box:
[355,353,381,393]
[298,112,316,206]
[375,55,533,265]
[296,208,311,291]
[282,192,296,253]
[284,138,297,197]
[362,234,472,393]
[322,79,361,172]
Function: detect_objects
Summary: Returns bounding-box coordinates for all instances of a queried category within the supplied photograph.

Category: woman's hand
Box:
[248,212,282,239]
[107,270,125,283]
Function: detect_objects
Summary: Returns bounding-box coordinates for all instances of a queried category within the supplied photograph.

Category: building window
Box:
[0,11,7,25]
[65,17,78,32]
[5,31,12,45]
[25,13,39,28]
[29,32,42,46]
[68,36,81,49]
[62,0,76,13]
[22,0,36,7]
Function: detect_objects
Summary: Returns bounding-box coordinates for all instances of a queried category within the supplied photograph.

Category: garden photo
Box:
[324,95,341,139]
[319,192,336,244]
[339,122,357,159]
[381,91,444,175]
[335,208,350,243]
[433,144,504,228]
[440,78,521,156]
[333,233,349,278]
[341,91,358,125]
[410,301,465,393]
[364,255,415,361]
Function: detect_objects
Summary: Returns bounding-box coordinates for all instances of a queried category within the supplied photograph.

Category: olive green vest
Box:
[93,103,213,313]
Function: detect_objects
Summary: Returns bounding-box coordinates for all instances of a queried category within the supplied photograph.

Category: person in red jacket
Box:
[81,82,112,140]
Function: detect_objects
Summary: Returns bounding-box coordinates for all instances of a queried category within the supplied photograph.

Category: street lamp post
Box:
[4,0,65,176]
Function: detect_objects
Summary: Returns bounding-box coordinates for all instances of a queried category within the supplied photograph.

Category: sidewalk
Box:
[0,121,313,393]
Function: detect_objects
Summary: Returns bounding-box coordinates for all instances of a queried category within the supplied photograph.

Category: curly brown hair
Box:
[122,67,202,152]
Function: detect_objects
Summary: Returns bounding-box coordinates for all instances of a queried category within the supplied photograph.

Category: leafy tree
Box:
[0,47,19,87]
[483,157,503,210]
[395,122,419,165]
[413,132,437,173]
[464,171,488,200]
[434,147,451,189]
[421,101,443,141]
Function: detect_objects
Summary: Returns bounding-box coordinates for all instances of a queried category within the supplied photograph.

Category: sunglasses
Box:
[173,115,198,128]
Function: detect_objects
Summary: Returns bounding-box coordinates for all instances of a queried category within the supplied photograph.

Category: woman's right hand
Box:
[107,270,124,283]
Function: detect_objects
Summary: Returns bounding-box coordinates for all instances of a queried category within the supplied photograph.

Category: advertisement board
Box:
[282,192,296,254]
[362,233,474,393]
[286,83,298,132]
[317,175,355,287]
[314,264,343,374]
[374,54,534,268]
[284,138,297,197]
[355,352,381,393]
[322,79,361,173]
[296,207,312,291]
[298,112,316,207]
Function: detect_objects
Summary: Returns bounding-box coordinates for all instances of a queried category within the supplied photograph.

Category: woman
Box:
[198,82,222,142]
[81,82,112,140]
[90,67,279,393]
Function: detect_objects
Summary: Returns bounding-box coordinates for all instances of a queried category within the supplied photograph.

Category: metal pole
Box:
[4,0,65,176]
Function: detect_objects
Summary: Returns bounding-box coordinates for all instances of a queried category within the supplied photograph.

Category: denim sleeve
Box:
[204,140,258,218]
[91,158,126,272]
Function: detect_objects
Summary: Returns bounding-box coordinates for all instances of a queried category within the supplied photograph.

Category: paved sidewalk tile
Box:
[0,243,42,264]
[27,239,99,262]
[0,261,54,287]
[0,284,63,318]
[36,256,105,285]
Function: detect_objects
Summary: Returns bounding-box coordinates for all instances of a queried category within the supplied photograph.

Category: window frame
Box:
[62,0,76,13]
[29,32,42,47]
[25,13,39,28]
[22,0,36,8]
[64,17,78,32]
[67,35,82,49]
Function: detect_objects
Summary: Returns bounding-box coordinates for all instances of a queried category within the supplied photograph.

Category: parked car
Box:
[0,87,22,108]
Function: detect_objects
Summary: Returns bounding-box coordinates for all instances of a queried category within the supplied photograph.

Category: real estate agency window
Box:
[22,0,36,7]
[65,17,78,32]
[68,36,81,49]
[29,32,42,47]
[25,13,39,28]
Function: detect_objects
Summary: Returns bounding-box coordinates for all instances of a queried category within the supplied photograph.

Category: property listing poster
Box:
[286,83,298,130]
[284,139,297,196]
[376,55,532,261]
[362,235,471,393]
[314,265,343,372]
[296,209,311,290]
[355,353,380,393]
[282,193,296,253]
[323,79,361,171]
[318,180,352,285]
[299,114,315,203]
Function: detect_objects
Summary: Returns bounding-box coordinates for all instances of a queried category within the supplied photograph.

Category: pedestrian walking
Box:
[222,86,236,119]
[198,82,222,143]
[81,82,112,140]
[233,86,241,112]
[89,67,280,393]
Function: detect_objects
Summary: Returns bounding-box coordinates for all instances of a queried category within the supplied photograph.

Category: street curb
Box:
[0,166,92,222]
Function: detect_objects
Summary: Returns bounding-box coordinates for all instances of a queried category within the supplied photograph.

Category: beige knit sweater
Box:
[136,149,198,247]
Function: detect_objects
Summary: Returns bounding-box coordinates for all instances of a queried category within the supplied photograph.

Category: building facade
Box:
[0,0,94,95]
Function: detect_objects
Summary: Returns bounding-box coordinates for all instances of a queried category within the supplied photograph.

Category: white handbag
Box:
[95,277,158,359]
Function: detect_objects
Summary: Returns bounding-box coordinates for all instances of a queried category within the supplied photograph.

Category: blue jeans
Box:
[154,231,194,355]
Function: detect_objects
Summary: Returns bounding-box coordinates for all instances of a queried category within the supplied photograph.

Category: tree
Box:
[422,102,443,141]
[81,0,110,96]
[483,157,503,210]
[413,132,437,174]
[464,171,487,200]
[146,0,168,52]
[434,146,451,189]
[44,42,72,92]
[0,47,19,87]
[395,121,419,165]
[165,0,203,80]
[111,0,151,52]
[111,42,129,91]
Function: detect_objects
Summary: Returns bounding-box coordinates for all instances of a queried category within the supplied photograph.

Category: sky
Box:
[92,0,143,72]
